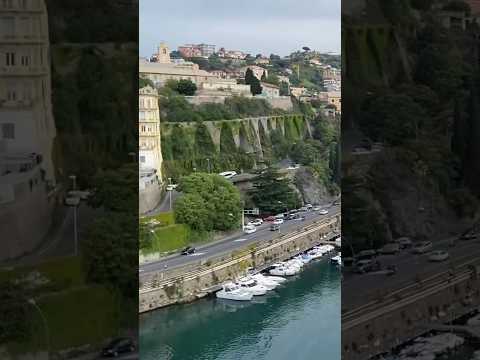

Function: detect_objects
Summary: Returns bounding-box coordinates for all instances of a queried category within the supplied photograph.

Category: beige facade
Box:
[290,86,307,98]
[0,0,57,260]
[240,65,268,80]
[139,86,162,182]
[140,44,218,87]
[259,82,280,98]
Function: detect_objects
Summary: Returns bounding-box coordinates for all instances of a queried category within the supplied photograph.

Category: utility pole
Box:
[168,177,172,211]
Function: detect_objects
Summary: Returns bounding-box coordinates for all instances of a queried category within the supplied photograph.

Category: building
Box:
[254,57,270,65]
[290,86,308,98]
[140,44,218,87]
[0,0,58,260]
[198,79,251,96]
[178,43,215,58]
[259,82,280,98]
[139,86,162,179]
[319,91,342,113]
[240,65,268,80]
[217,48,247,59]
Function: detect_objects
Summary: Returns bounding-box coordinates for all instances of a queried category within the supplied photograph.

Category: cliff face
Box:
[294,167,333,205]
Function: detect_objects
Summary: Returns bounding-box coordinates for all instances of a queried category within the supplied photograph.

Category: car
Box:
[319,209,329,215]
[264,215,276,222]
[64,196,80,206]
[273,218,284,225]
[396,237,413,249]
[305,204,313,210]
[166,184,178,191]
[181,246,195,255]
[286,213,300,220]
[428,250,449,262]
[270,224,280,231]
[274,213,285,219]
[313,206,322,211]
[287,164,300,170]
[248,218,263,226]
[244,225,256,234]
[379,243,400,254]
[411,241,433,254]
[219,171,237,179]
[356,249,377,261]
[299,206,309,212]
[353,259,380,274]
[460,232,478,240]
[67,190,91,200]
[333,199,341,206]
[102,337,136,357]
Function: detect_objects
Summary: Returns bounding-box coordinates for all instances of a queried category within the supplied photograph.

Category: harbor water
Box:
[140,259,340,360]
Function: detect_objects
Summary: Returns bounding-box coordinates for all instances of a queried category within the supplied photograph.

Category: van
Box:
[270,224,280,231]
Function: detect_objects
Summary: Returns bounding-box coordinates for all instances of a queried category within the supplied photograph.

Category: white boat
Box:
[307,248,324,259]
[256,274,287,284]
[237,278,268,295]
[331,253,342,266]
[216,282,253,301]
[270,263,297,276]
[287,259,304,268]
[243,274,278,290]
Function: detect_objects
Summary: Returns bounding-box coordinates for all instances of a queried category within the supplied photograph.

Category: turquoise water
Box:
[140,259,340,360]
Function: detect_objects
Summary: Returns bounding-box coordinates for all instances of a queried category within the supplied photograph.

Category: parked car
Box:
[396,237,413,249]
[273,218,284,225]
[319,209,329,215]
[299,206,309,212]
[249,218,263,226]
[244,225,256,234]
[64,196,80,207]
[428,250,449,262]
[305,204,313,210]
[264,215,276,222]
[102,337,136,357]
[379,243,400,255]
[166,184,178,191]
[313,206,322,211]
[411,241,433,254]
[218,171,237,179]
[270,224,280,231]
[353,259,380,274]
[181,246,195,255]
[356,249,377,261]
[274,213,285,219]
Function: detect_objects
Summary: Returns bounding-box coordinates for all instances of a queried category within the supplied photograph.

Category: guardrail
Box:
[139,214,340,293]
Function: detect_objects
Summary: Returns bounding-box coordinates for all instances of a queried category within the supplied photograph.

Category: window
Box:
[0,17,14,37]
[5,52,15,66]
[2,123,14,139]
[21,55,30,66]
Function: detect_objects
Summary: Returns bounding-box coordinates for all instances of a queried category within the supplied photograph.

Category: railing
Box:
[139,214,340,292]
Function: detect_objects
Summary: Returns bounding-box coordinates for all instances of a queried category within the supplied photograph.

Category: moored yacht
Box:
[237,277,268,295]
[216,282,253,301]
[245,274,278,290]
[270,263,298,276]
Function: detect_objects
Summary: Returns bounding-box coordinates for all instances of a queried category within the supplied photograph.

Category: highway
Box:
[342,231,480,312]
[139,203,340,279]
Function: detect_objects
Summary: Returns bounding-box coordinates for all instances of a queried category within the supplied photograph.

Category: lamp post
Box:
[206,158,211,173]
[28,299,50,359]
[69,174,78,256]
[168,178,172,211]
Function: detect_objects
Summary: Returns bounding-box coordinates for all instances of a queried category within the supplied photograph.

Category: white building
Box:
[0,0,57,260]
[259,82,280,98]
[139,86,162,180]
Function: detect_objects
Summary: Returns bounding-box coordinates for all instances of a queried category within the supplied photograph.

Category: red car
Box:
[264,216,276,222]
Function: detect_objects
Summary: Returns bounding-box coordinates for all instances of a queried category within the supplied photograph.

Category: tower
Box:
[156,42,171,64]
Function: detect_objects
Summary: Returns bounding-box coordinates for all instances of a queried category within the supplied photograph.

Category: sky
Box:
[139,0,341,58]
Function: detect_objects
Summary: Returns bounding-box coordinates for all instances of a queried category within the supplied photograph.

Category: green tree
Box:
[139,77,155,89]
[249,167,301,213]
[175,173,242,231]
[176,79,197,96]
[290,140,323,165]
[245,68,262,95]
[279,81,289,96]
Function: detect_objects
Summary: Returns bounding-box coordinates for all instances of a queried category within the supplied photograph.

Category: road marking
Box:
[188,252,206,256]
[234,238,248,242]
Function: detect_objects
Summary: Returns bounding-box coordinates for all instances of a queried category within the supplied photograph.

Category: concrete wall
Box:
[139,185,162,214]
[139,215,341,312]
[264,96,293,111]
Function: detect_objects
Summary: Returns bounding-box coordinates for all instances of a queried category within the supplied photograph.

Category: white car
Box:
[219,171,237,179]
[319,209,329,215]
[65,196,80,206]
[67,190,91,200]
[273,218,284,225]
[313,206,322,211]
[287,164,300,170]
[274,213,285,219]
[428,250,449,262]
[248,218,263,226]
[411,241,433,254]
[166,184,178,191]
[244,225,257,234]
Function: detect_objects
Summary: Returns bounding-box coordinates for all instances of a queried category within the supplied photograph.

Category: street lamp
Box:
[206,158,211,173]
[168,178,172,211]
[28,299,50,359]
[69,174,78,256]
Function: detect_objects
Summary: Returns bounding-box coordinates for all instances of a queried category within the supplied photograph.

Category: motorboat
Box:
[237,278,268,295]
[242,274,278,290]
[270,263,297,276]
[287,259,304,268]
[216,282,253,301]
[331,253,342,266]
[253,273,286,284]
[307,248,324,259]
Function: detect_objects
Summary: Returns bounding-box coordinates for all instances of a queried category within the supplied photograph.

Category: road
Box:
[139,203,340,279]
[342,232,480,311]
